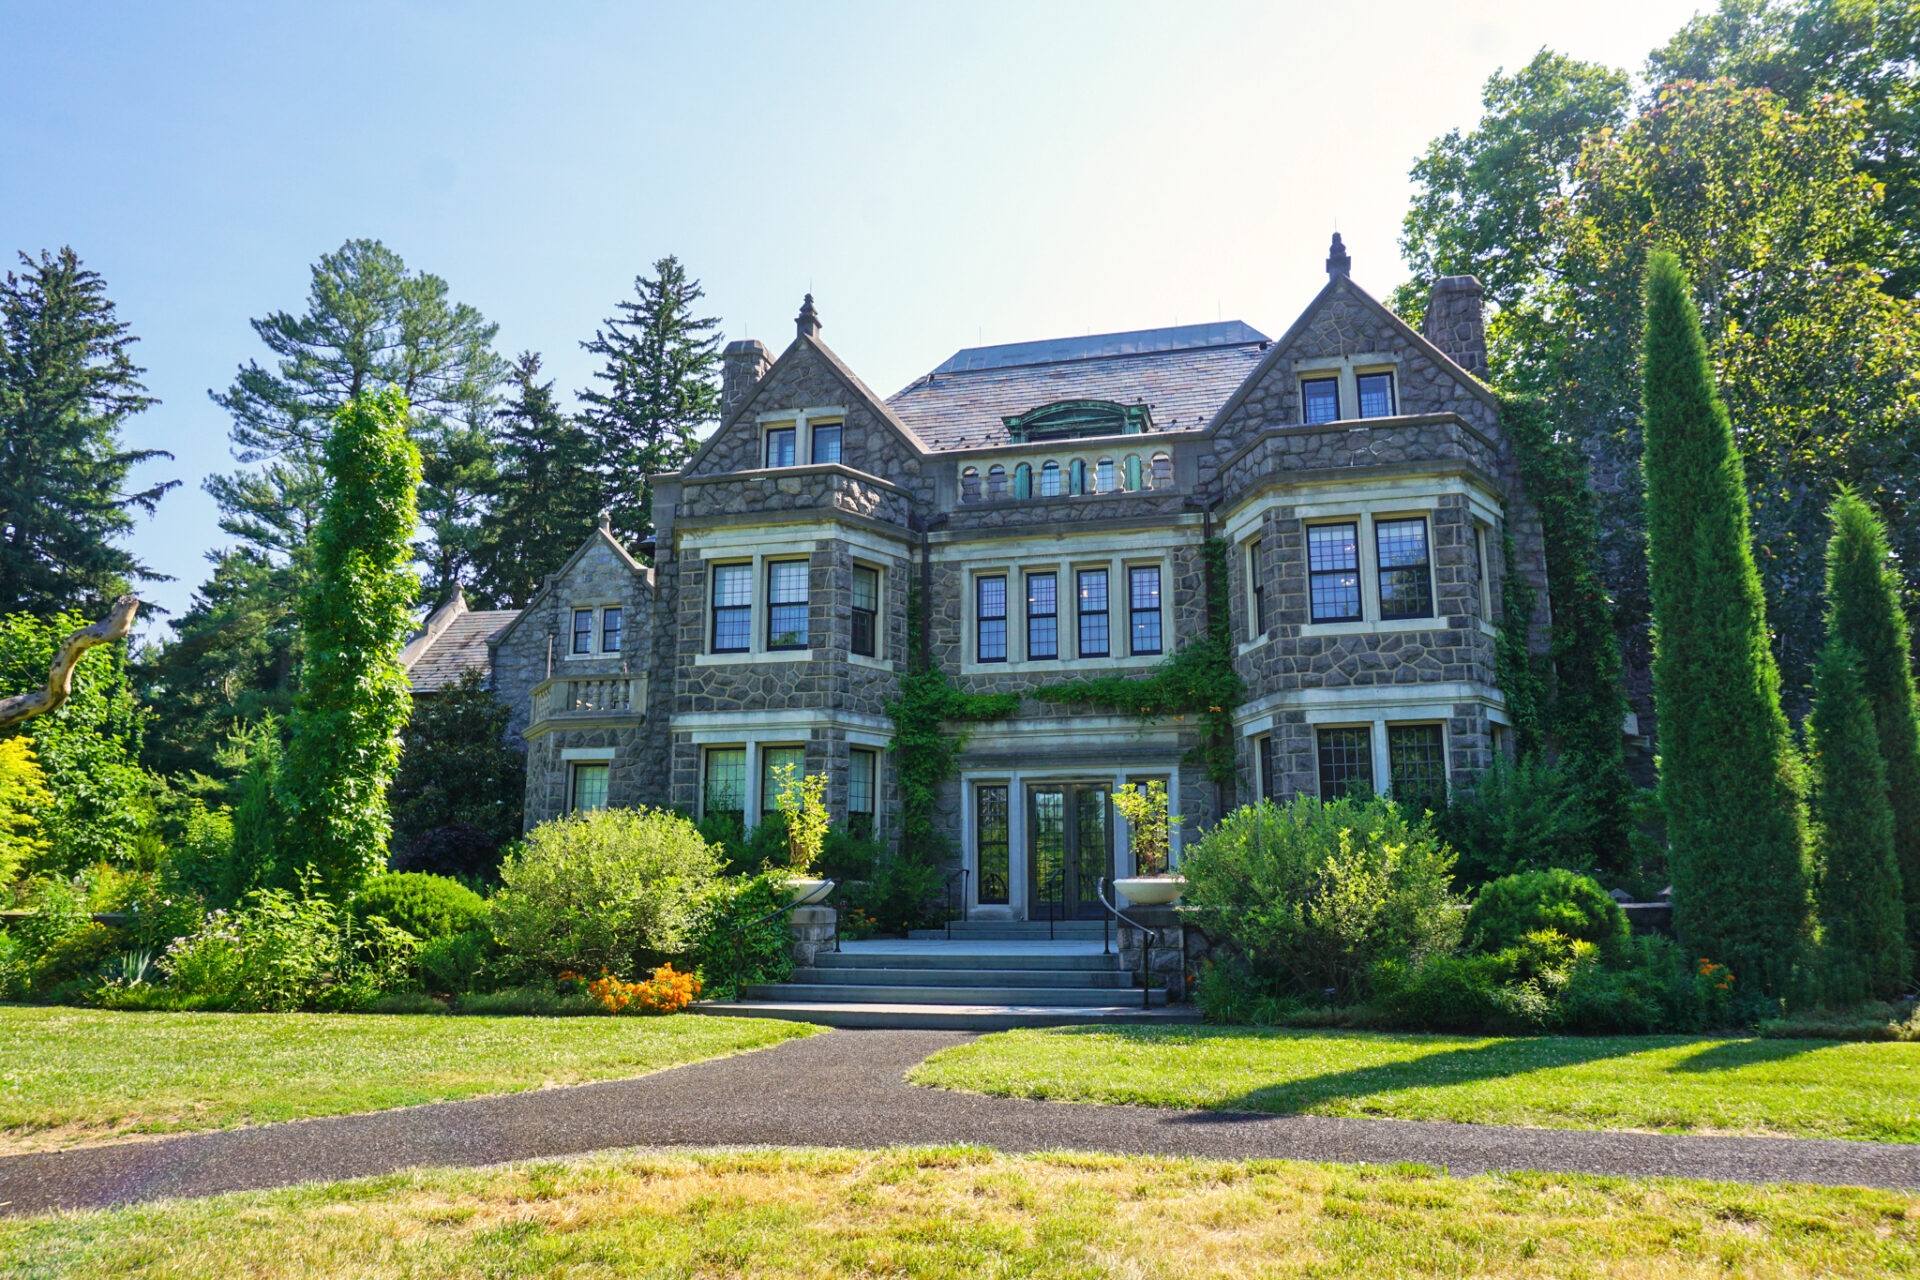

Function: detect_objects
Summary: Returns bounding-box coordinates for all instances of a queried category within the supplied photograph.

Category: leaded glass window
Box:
[1039,461,1062,497]
[703,748,745,819]
[1376,518,1433,620]
[760,745,806,819]
[1317,727,1374,799]
[572,608,594,654]
[1387,724,1446,813]
[1302,377,1340,424]
[977,784,1010,904]
[710,564,751,653]
[1077,568,1109,658]
[1129,565,1162,656]
[570,763,608,813]
[1026,572,1057,660]
[600,606,622,653]
[851,565,879,658]
[848,748,876,838]
[1357,372,1396,418]
[767,559,809,650]
[976,575,1007,662]
[1308,523,1362,623]
[810,422,841,464]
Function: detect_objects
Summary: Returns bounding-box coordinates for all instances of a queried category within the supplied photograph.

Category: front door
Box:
[1028,784,1113,920]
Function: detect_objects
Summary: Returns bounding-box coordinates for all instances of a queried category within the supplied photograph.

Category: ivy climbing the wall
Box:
[1031,537,1245,787]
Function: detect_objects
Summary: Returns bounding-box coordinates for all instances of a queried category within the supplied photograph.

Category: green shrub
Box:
[0,929,24,999]
[31,920,118,994]
[354,872,487,940]
[1435,754,1597,886]
[489,807,720,978]
[1181,796,1462,1002]
[837,838,947,937]
[159,885,418,1011]
[417,926,491,996]
[455,982,603,1016]
[692,871,796,1000]
[1467,869,1629,958]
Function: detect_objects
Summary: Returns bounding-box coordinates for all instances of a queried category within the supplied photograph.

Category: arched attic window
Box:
[987,465,1007,500]
[1013,463,1032,500]
[1039,461,1061,497]
[1151,452,1174,489]
[960,467,981,504]
[1096,457,1115,493]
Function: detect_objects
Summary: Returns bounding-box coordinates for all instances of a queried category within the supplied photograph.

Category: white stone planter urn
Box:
[787,876,835,906]
[1114,875,1188,907]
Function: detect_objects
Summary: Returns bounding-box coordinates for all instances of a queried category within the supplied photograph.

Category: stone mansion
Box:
[404,236,1545,921]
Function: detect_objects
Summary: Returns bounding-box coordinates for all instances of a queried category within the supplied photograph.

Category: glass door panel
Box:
[1073,788,1111,915]
[1027,783,1113,920]
[1030,788,1066,920]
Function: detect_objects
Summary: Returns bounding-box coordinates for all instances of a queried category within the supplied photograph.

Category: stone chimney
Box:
[795,293,822,340]
[1325,232,1351,278]
[1422,275,1488,379]
[720,338,772,422]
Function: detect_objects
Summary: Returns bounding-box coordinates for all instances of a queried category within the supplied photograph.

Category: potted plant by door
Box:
[770,762,834,904]
[1111,779,1186,905]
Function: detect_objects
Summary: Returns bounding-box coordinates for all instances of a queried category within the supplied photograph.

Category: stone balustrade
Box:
[528,675,646,728]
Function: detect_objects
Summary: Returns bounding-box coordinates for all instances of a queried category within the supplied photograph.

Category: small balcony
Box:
[528,674,646,732]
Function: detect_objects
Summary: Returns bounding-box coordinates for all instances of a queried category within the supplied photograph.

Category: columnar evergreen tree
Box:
[1641,249,1810,992]
[579,257,722,547]
[1807,639,1910,999]
[470,353,603,607]
[1823,488,1920,958]
[0,248,173,616]
[277,390,421,896]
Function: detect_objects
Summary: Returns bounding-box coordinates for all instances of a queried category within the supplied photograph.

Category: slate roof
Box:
[399,595,518,694]
[886,321,1270,452]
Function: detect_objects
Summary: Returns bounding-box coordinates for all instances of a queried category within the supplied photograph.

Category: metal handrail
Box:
[944,867,971,939]
[741,881,839,951]
[1096,876,1161,1010]
[1038,865,1065,940]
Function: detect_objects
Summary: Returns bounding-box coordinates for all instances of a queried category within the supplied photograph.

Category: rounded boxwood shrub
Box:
[1467,868,1628,956]
[489,806,721,978]
[353,872,488,940]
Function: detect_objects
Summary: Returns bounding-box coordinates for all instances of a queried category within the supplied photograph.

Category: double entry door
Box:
[1028,783,1113,920]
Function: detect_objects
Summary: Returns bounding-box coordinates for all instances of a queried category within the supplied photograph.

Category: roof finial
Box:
[597,508,611,532]
[1325,232,1351,278]
[795,293,822,340]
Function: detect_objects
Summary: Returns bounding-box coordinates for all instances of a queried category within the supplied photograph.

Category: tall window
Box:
[570,762,609,812]
[710,563,752,653]
[1256,734,1274,801]
[1387,724,1447,813]
[1376,518,1434,619]
[977,784,1010,904]
[810,422,841,464]
[760,745,806,819]
[1248,538,1266,636]
[1026,572,1058,660]
[703,748,745,821]
[1302,376,1340,424]
[1308,523,1362,622]
[851,565,879,658]
[1096,457,1115,492]
[848,748,877,838]
[1316,727,1374,799]
[765,425,796,468]
[1356,371,1396,418]
[1013,463,1031,499]
[1039,461,1061,497]
[1077,568,1109,657]
[767,560,809,649]
[572,608,594,654]
[1129,566,1162,655]
[1475,525,1492,620]
[600,606,622,654]
[976,575,1008,662]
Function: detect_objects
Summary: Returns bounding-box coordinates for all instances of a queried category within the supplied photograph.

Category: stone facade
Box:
[490,243,1549,921]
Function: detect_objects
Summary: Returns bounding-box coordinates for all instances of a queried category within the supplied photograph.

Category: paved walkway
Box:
[3,1029,1917,1216]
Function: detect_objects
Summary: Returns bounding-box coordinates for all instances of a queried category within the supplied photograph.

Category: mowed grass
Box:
[910,1026,1920,1143]
[0,1007,816,1154]
[3,1147,1914,1279]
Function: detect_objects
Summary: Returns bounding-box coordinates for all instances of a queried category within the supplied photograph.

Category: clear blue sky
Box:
[1,1,1703,632]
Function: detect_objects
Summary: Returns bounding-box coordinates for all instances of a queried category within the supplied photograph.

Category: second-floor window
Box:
[1376,518,1434,620]
[765,425,796,468]
[811,423,842,464]
[977,575,1007,662]
[1249,538,1267,635]
[1357,371,1396,418]
[572,608,594,654]
[600,607,622,653]
[851,565,879,657]
[1129,566,1162,656]
[1077,568,1109,658]
[1302,377,1340,424]
[1308,523,1362,623]
[1027,572,1057,660]
[767,560,809,649]
[711,563,751,653]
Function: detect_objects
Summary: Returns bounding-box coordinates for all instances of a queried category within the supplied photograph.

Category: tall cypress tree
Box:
[1823,488,1920,961]
[0,248,173,615]
[1641,249,1809,993]
[1807,639,1910,1000]
[470,353,603,608]
[578,256,722,547]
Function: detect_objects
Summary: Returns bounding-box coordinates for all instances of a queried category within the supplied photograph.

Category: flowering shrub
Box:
[586,964,701,1014]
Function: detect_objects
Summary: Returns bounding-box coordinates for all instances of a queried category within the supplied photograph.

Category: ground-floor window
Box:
[1256,734,1275,801]
[1387,723,1447,813]
[848,748,877,839]
[760,744,806,819]
[1316,726,1374,800]
[570,762,609,813]
[976,784,1010,903]
[703,748,745,822]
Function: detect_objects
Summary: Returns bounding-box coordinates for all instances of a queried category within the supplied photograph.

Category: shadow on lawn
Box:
[1664,1037,1824,1073]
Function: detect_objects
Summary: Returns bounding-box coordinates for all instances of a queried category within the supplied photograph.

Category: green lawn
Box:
[0,1007,816,1154]
[3,1147,1913,1279]
[910,1026,1920,1143]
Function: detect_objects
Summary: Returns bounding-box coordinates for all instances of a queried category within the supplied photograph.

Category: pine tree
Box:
[470,353,603,608]
[277,390,421,896]
[1808,639,1911,1000]
[1823,488,1920,961]
[1641,249,1810,993]
[578,256,722,547]
[0,248,173,615]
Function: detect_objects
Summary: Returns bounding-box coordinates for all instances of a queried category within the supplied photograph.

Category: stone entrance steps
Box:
[700,937,1198,1030]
